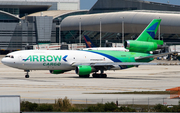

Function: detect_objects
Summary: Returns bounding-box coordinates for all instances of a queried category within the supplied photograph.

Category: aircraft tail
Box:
[84,35,96,48]
[124,19,164,53]
[136,19,163,45]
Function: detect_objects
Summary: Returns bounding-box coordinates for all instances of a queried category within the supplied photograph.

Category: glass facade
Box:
[0,8,19,16]
[54,11,88,44]
[0,22,37,50]
[61,30,131,46]
[61,30,180,47]
[0,13,19,22]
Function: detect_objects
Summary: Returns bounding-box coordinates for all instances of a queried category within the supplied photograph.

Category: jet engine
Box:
[49,70,69,74]
[75,65,97,76]
[124,40,163,53]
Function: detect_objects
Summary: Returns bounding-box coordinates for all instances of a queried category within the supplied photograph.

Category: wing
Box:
[135,52,177,60]
[72,52,179,67]
[72,62,180,68]
[72,62,158,67]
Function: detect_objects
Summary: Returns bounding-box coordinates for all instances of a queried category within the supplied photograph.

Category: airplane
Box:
[1,19,172,78]
[83,35,128,51]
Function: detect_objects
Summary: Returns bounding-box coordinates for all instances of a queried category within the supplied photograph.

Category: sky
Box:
[80,0,97,10]
[80,0,180,10]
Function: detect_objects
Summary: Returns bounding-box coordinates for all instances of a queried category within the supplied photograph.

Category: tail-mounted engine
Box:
[124,40,163,53]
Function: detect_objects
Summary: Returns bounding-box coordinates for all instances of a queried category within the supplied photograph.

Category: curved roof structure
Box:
[89,0,180,14]
[0,10,20,20]
[61,10,180,34]
[21,10,88,19]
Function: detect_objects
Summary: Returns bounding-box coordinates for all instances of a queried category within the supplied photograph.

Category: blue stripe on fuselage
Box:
[83,50,127,69]
[84,50,121,62]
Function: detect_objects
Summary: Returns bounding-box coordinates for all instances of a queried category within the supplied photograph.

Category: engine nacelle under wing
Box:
[49,70,70,74]
[75,65,97,76]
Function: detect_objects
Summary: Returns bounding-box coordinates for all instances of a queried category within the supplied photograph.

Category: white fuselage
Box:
[82,47,129,51]
[1,50,119,71]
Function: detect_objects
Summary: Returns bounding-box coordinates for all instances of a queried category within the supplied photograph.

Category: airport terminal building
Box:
[1,0,180,52]
[0,0,83,52]
[61,0,180,46]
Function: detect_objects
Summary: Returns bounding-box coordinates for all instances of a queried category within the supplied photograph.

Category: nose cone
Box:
[1,57,6,64]
[1,57,15,67]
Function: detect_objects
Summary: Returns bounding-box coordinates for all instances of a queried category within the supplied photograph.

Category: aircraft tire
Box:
[25,75,29,78]
[79,75,90,78]
[173,56,177,60]
[92,74,107,78]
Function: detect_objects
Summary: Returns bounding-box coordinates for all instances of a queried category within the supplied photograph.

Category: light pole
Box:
[100,18,102,47]
[159,17,161,40]
[121,17,124,44]
[58,18,62,47]
[79,18,81,44]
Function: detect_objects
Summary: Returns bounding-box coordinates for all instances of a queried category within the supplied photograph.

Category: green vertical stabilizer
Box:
[136,19,163,45]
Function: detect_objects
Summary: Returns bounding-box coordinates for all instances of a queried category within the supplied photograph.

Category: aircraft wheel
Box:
[24,70,30,78]
[167,55,171,61]
[100,74,107,78]
[92,74,107,78]
[25,75,29,78]
[92,74,98,78]
[173,56,177,60]
[102,74,107,78]
[79,75,90,78]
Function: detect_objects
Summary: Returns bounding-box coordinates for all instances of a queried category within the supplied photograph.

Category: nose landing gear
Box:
[24,70,30,78]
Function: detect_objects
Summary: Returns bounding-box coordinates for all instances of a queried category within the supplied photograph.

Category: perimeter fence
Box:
[21,98,180,105]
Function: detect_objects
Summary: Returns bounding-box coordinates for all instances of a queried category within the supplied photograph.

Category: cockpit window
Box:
[5,55,14,58]
[5,55,10,58]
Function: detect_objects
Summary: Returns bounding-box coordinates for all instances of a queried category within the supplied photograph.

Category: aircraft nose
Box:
[1,56,17,68]
[1,57,7,65]
[1,57,12,65]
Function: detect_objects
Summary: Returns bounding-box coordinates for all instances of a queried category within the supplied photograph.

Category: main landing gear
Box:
[79,74,90,78]
[92,70,107,78]
[24,70,30,78]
